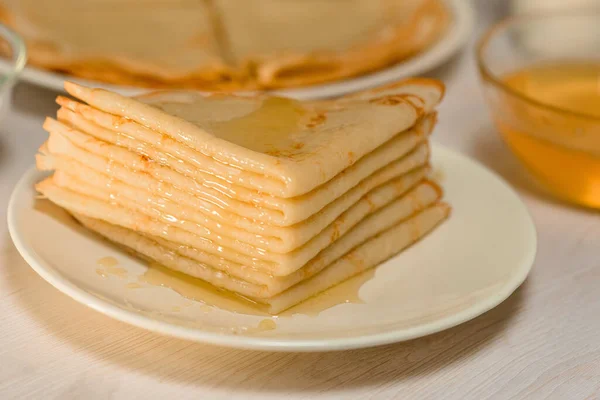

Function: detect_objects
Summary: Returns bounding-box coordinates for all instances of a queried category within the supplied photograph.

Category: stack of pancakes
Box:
[36,78,450,314]
[0,0,449,89]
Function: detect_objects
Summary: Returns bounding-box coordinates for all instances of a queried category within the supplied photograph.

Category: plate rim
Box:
[7,144,537,352]
[15,0,474,100]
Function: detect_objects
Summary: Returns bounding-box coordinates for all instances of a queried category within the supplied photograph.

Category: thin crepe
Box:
[52,98,435,221]
[265,203,450,313]
[36,167,429,275]
[41,148,429,253]
[74,203,450,313]
[217,0,449,88]
[44,106,434,225]
[151,182,441,295]
[0,0,448,89]
[38,119,430,230]
[0,0,231,81]
[62,78,444,197]
[69,181,440,297]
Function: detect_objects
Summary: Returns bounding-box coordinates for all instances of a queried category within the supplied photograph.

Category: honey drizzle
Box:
[96,256,128,279]
[139,263,269,316]
[138,262,376,318]
[210,97,307,154]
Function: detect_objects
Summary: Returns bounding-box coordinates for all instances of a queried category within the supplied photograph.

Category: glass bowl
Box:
[0,23,26,117]
[476,12,600,209]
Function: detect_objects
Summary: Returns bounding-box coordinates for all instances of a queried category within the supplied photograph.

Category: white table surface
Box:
[1,2,599,399]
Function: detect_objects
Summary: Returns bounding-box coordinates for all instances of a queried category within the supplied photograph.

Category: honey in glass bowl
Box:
[477,13,600,208]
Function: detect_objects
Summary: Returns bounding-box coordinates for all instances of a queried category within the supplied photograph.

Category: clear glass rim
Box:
[0,23,26,86]
[475,10,600,122]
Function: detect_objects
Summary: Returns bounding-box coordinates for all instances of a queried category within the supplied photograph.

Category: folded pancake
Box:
[38,116,430,229]
[0,0,232,82]
[68,181,440,296]
[150,182,442,294]
[74,203,450,313]
[217,0,449,88]
[0,0,448,90]
[61,79,444,197]
[265,204,450,313]
[39,146,429,253]
[36,166,429,275]
[52,99,435,220]
[43,108,434,226]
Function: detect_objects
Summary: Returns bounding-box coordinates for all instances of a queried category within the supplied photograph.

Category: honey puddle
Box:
[257,319,277,331]
[139,263,270,316]
[139,263,376,318]
[283,269,376,317]
[96,256,128,279]
[98,256,118,267]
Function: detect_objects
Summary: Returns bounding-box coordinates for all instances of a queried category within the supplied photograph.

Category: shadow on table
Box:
[423,51,465,84]
[0,134,6,170]
[4,236,527,395]
[11,82,60,118]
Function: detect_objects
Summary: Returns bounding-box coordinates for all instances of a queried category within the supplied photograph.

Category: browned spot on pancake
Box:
[364,195,376,211]
[265,149,291,158]
[348,151,356,164]
[265,148,282,156]
[393,179,407,193]
[344,253,365,270]
[369,94,410,106]
[318,162,327,180]
[265,148,302,159]
[292,142,305,150]
[414,120,425,136]
[369,93,428,115]
[306,113,326,128]
[403,94,424,107]
[330,227,340,243]
[159,134,175,146]
[363,78,445,101]
[330,219,343,243]
[112,116,129,129]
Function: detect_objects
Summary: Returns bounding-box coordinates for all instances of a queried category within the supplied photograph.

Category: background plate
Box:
[14,0,474,100]
[8,144,536,351]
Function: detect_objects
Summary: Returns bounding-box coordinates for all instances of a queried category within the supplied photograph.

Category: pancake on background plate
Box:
[0,0,449,90]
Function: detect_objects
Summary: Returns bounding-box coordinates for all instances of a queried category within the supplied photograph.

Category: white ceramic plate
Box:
[15,0,474,100]
[8,144,536,352]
